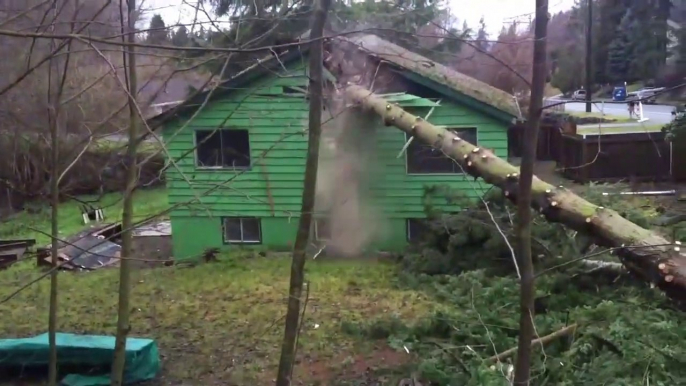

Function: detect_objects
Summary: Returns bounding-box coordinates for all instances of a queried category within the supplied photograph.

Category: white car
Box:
[572,89,587,100]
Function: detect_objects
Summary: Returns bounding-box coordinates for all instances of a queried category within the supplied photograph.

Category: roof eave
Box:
[147,47,310,127]
[396,70,517,125]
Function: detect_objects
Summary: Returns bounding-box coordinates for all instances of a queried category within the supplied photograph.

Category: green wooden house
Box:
[151,33,520,259]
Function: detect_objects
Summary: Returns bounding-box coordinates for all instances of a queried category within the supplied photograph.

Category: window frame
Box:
[406,218,428,243]
[193,128,252,170]
[405,126,478,175]
[221,217,262,245]
[313,217,331,241]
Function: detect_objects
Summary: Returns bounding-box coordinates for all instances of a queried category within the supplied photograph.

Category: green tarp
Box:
[0,332,160,386]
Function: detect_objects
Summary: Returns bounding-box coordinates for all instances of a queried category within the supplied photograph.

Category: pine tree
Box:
[675,24,686,72]
[147,14,168,44]
[476,17,489,51]
[594,0,629,84]
[606,10,634,82]
[171,25,189,47]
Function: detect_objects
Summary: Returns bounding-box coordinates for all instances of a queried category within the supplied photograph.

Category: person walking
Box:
[628,100,636,118]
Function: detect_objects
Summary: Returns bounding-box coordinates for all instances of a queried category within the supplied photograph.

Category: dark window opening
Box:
[222,217,261,244]
[406,127,477,174]
[195,129,251,168]
[314,218,331,241]
[407,218,429,244]
[283,86,308,94]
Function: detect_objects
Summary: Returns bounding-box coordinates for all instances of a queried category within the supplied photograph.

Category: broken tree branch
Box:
[343,84,686,304]
[488,324,578,363]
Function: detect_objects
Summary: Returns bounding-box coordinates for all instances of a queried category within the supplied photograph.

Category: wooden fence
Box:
[558,132,673,183]
[508,122,568,161]
[509,122,686,183]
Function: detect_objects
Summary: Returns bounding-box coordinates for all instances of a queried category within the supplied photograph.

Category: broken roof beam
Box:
[344,84,686,303]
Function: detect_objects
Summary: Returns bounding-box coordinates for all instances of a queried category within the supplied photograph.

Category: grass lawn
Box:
[567,110,634,124]
[0,187,169,247]
[0,187,441,385]
[576,124,664,136]
[0,255,440,385]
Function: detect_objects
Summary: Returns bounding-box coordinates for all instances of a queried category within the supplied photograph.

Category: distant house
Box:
[149,33,519,259]
[139,77,204,118]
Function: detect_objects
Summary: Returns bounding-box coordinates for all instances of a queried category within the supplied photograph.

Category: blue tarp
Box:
[0,332,160,386]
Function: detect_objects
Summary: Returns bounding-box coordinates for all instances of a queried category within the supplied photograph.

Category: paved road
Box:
[556,99,675,124]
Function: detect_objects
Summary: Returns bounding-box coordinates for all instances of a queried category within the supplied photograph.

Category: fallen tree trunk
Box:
[344,84,686,303]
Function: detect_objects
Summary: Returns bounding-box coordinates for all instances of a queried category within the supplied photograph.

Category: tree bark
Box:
[47,4,78,383]
[343,85,686,303]
[47,56,60,386]
[275,0,331,384]
[513,1,549,384]
[111,1,138,384]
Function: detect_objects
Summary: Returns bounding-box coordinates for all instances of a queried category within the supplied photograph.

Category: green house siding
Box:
[163,65,311,259]
[367,100,508,218]
[162,66,510,259]
[316,101,508,252]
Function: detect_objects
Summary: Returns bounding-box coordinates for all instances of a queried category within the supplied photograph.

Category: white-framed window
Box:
[314,218,331,241]
[406,127,478,174]
[406,218,429,243]
[222,217,262,244]
[195,129,251,169]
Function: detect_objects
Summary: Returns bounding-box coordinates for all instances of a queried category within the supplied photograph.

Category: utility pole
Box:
[585,0,593,113]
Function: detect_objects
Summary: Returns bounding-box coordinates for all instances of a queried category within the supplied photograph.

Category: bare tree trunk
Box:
[47,61,60,386]
[111,0,139,384]
[275,0,331,384]
[513,1,549,384]
[47,2,78,382]
[343,84,686,303]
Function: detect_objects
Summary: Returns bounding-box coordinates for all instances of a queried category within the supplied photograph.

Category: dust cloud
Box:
[314,96,389,257]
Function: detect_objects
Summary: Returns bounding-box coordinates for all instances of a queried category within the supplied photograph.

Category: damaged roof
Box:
[339,34,520,118]
[149,31,519,125]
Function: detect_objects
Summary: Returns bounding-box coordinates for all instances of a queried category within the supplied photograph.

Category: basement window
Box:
[222,217,262,244]
[406,127,477,174]
[195,129,251,169]
[282,86,309,98]
[406,218,429,244]
[314,218,331,241]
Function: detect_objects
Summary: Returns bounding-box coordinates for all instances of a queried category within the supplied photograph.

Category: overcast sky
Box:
[143,0,576,35]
